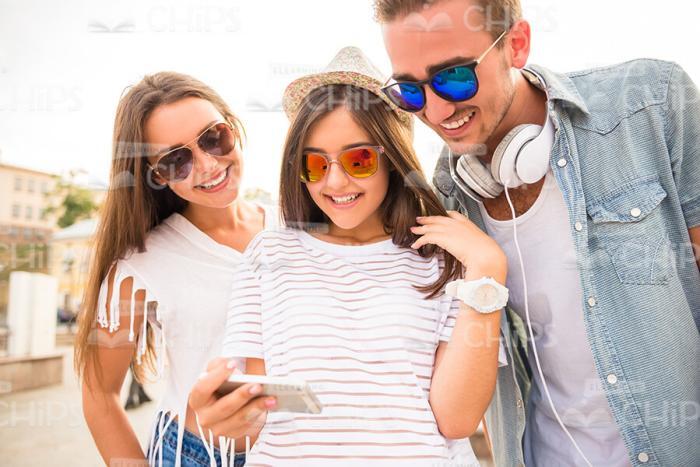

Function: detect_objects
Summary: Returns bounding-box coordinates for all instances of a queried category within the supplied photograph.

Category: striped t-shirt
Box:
[222,228,506,466]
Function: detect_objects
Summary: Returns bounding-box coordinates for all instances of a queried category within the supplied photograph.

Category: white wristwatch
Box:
[445,277,509,314]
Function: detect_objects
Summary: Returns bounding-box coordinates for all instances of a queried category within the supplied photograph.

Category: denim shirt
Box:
[432,59,700,467]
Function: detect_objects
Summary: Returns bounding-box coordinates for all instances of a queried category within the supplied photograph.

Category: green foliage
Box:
[45,180,98,228]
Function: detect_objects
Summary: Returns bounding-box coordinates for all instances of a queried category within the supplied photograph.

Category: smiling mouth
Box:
[196,165,230,190]
[440,110,477,130]
[325,193,362,205]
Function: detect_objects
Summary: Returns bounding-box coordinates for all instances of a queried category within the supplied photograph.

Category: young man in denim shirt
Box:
[377,1,700,465]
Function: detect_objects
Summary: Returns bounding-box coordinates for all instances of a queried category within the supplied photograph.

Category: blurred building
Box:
[0,162,60,242]
[0,163,60,332]
[50,218,97,316]
[0,163,104,353]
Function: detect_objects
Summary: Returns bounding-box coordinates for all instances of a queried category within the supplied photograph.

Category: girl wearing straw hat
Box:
[191,47,509,466]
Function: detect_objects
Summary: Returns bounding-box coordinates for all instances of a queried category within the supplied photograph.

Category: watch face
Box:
[474,283,499,308]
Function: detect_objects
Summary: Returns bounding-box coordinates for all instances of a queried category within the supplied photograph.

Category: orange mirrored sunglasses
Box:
[300,145,384,183]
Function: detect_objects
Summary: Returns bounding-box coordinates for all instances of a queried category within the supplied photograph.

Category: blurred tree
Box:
[45,173,99,228]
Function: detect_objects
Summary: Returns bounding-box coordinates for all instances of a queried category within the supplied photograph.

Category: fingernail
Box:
[249,384,262,395]
[226,359,237,370]
[197,371,208,380]
[265,397,277,408]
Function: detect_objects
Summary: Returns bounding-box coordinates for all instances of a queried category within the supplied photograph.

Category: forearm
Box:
[430,264,505,438]
[83,390,145,464]
[430,304,501,438]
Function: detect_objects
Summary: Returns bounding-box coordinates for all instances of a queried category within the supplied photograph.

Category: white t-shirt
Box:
[478,170,630,467]
[221,228,507,467]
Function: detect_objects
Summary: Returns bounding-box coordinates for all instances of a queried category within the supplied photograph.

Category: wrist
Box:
[446,276,509,314]
[464,259,507,283]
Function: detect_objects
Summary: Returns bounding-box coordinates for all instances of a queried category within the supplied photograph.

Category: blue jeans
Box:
[150,415,246,467]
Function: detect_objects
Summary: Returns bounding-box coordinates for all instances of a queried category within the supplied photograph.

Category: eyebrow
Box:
[302,142,375,153]
[392,56,476,82]
[153,119,219,157]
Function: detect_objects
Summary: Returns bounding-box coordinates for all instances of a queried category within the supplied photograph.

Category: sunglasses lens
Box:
[432,65,478,101]
[340,147,379,178]
[198,123,236,156]
[157,148,193,182]
[302,153,328,183]
[384,83,425,112]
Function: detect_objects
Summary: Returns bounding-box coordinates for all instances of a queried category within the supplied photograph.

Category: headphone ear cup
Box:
[491,124,540,188]
[457,155,503,198]
[516,116,555,184]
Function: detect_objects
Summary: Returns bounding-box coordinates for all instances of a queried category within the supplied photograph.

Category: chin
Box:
[322,213,364,232]
[190,187,240,209]
[446,136,487,157]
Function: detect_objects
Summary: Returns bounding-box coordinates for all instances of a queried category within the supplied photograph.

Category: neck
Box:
[484,70,548,163]
[323,212,389,245]
[182,199,247,233]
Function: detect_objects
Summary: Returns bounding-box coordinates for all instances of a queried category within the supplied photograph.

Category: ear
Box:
[507,20,532,69]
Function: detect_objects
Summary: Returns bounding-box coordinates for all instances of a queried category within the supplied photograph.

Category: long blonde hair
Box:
[75,72,244,384]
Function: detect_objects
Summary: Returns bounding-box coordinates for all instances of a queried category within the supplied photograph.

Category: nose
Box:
[192,146,219,175]
[323,160,351,191]
[422,87,456,126]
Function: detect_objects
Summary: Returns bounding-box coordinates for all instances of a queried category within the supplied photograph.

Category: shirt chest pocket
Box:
[585,176,673,286]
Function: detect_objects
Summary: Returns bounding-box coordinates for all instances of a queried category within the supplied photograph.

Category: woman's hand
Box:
[410,211,507,281]
[188,358,277,439]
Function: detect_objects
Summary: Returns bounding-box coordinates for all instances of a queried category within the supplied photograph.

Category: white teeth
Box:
[440,110,476,130]
[198,168,227,189]
[330,194,360,204]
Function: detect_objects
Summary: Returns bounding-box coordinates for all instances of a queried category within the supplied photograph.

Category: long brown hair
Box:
[75,72,245,383]
[280,84,462,298]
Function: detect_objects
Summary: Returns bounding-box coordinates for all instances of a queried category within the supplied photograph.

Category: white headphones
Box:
[448,71,556,203]
[448,110,555,203]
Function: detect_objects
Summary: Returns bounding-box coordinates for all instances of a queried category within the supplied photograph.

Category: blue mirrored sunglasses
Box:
[381,30,507,112]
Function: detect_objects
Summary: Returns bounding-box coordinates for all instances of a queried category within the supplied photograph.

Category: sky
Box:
[0,0,698,196]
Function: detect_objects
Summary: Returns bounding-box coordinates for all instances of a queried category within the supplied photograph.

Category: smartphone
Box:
[215,374,323,414]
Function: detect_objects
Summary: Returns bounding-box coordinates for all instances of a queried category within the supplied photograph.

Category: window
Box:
[23,228,32,239]
[12,205,20,218]
[25,206,33,220]
[14,177,22,191]
[27,179,35,193]
[41,181,49,194]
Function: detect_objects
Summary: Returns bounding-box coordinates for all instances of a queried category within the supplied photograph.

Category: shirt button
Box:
[637,452,649,463]
[574,222,583,232]
[516,398,523,408]
[557,158,568,168]
[607,374,618,385]
[630,208,642,218]
[588,297,597,308]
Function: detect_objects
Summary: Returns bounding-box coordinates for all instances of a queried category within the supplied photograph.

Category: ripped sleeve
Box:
[96,261,166,375]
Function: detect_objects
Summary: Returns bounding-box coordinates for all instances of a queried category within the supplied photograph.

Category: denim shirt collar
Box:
[432,63,587,199]
[526,64,590,115]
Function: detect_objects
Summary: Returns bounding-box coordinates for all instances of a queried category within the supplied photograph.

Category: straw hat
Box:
[282,46,412,127]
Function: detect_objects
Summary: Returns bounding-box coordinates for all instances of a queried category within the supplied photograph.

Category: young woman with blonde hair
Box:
[76,72,277,466]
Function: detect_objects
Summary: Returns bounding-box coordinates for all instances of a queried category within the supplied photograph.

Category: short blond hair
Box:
[373,0,521,40]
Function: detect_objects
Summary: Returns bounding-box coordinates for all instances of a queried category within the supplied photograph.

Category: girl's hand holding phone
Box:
[188,358,277,439]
